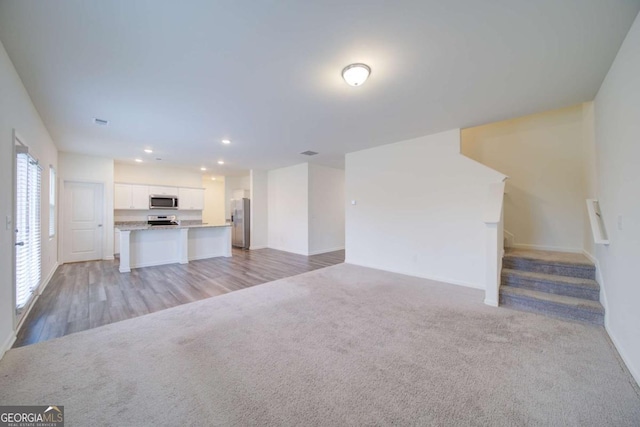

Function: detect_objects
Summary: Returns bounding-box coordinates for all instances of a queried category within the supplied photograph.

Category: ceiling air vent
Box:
[93,118,109,126]
[300,150,318,156]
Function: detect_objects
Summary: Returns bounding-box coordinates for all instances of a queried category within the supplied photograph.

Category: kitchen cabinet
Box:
[114,184,149,210]
[179,187,205,210]
[148,186,179,196]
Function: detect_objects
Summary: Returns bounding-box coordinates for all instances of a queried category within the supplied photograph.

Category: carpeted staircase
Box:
[500,248,604,325]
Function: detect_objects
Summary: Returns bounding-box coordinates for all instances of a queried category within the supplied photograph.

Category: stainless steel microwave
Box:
[149,195,179,209]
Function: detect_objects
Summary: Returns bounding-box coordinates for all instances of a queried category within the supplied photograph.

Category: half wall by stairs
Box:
[500,249,604,325]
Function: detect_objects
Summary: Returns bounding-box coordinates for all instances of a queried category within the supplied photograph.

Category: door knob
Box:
[98,224,103,227]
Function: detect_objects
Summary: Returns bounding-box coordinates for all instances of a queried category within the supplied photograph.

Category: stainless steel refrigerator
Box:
[231,198,250,249]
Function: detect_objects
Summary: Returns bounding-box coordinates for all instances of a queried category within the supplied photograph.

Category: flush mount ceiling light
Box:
[221,139,231,145]
[144,149,153,154]
[217,160,225,165]
[342,63,371,86]
[134,158,142,163]
[200,167,207,171]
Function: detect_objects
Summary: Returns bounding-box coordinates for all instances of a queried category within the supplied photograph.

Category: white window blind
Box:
[15,150,42,311]
[49,166,56,237]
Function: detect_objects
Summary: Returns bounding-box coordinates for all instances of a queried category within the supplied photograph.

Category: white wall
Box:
[267,164,309,255]
[114,162,202,188]
[0,40,59,357]
[224,175,250,220]
[461,105,587,252]
[346,129,506,289]
[202,177,226,226]
[58,152,115,260]
[250,170,268,249]
[593,12,640,384]
[581,102,598,256]
[309,164,345,255]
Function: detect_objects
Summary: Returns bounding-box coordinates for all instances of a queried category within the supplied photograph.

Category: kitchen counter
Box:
[115,223,231,231]
[115,221,232,273]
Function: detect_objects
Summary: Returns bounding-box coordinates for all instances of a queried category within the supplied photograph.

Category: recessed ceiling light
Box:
[144,149,153,153]
[135,159,142,163]
[342,63,371,86]
[217,160,225,165]
[93,117,109,126]
[221,139,231,145]
[200,167,207,171]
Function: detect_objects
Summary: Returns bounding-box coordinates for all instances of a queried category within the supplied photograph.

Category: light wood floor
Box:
[15,248,345,348]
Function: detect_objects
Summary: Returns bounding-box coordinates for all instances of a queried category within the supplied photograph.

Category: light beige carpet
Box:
[0,264,638,426]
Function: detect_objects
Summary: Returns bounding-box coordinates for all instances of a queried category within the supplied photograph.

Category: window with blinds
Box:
[15,149,42,311]
[49,166,56,237]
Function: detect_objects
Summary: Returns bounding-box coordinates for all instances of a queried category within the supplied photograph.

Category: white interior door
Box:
[63,182,104,262]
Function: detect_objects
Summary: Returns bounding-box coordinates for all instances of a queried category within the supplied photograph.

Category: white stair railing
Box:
[586,199,610,245]
[484,178,507,307]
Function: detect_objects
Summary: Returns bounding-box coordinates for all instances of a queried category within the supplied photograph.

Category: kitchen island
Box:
[115,222,232,273]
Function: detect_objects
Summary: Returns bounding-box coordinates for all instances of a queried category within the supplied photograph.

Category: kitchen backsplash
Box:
[114,209,203,222]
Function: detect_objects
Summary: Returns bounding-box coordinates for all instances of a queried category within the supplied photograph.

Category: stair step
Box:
[501,269,600,301]
[500,286,604,325]
[503,249,595,279]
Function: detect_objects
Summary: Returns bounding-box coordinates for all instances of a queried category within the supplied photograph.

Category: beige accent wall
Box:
[461,105,587,252]
[202,177,226,226]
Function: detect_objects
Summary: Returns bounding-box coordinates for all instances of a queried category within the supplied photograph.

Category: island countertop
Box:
[115,221,231,232]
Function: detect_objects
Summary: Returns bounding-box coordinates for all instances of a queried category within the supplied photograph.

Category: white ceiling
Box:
[1,1,638,176]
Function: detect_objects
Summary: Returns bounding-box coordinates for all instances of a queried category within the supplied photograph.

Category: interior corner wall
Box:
[267,163,309,255]
[0,39,59,357]
[202,177,225,226]
[249,170,268,249]
[58,152,115,261]
[308,164,345,255]
[593,11,640,384]
[345,129,505,289]
[461,105,587,253]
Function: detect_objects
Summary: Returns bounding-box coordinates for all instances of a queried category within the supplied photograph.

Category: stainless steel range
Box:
[147,215,179,226]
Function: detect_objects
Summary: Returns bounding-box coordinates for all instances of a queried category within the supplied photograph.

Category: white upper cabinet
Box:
[179,188,205,210]
[148,186,178,196]
[115,184,149,209]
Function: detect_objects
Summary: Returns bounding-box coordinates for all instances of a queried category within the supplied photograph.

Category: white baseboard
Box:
[308,246,345,256]
[0,332,16,360]
[581,250,638,386]
[266,246,309,256]
[344,258,484,291]
[249,245,267,250]
[3,262,59,360]
[103,255,115,261]
[511,243,583,253]
[606,324,640,387]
